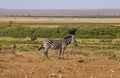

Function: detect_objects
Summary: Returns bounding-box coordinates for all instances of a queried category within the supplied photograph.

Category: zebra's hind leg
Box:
[43,48,49,60]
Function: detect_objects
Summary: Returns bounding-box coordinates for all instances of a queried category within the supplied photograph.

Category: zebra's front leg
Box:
[60,48,65,60]
[59,49,62,59]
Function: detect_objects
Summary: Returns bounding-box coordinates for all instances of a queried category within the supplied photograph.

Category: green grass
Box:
[1,37,120,53]
[1,23,120,39]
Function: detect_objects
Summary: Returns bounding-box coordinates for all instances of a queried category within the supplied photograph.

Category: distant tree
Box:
[9,21,13,24]
[69,28,77,35]
[21,14,24,17]
[28,14,31,17]
[16,14,18,17]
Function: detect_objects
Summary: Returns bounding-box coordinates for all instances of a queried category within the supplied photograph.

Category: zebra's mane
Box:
[64,36,72,39]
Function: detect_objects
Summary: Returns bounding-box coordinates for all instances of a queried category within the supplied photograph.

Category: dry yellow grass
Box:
[0,51,120,78]
[0,17,120,24]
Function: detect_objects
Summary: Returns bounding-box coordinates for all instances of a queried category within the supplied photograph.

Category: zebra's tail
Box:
[38,44,43,51]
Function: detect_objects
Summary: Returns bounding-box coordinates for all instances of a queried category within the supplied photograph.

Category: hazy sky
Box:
[0,0,120,9]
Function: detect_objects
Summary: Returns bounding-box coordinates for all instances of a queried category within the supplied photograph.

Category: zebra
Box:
[38,36,77,60]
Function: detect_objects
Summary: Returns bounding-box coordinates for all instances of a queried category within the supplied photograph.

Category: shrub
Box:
[78,59,85,63]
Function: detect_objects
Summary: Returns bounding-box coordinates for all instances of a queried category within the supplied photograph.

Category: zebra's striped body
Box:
[38,36,77,60]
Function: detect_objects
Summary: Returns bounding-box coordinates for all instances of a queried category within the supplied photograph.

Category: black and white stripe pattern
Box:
[38,36,77,60]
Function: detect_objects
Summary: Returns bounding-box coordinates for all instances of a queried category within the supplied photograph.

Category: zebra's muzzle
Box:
[74,43,77,46]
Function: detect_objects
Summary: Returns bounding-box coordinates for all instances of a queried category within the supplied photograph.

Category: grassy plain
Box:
[0,37,120,78]
[1,37,120,53]
[1,17,120,25]
[0,17,120,78]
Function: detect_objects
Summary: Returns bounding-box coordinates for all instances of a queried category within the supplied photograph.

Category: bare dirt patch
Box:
[0,51,120,78]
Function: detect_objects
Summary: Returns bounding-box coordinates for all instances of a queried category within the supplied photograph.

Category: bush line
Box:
[0,24,120,39]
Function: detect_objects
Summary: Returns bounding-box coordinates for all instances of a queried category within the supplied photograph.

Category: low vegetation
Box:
[0,37,120,54]
[0,24,120,39]
[0,23,120,53]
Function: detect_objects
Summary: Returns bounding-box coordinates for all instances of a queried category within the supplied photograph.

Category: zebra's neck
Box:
[65,38,72,45]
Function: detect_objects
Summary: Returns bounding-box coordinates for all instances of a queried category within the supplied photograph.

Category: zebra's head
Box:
[64,36,77,46]
[71,36,77,46]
